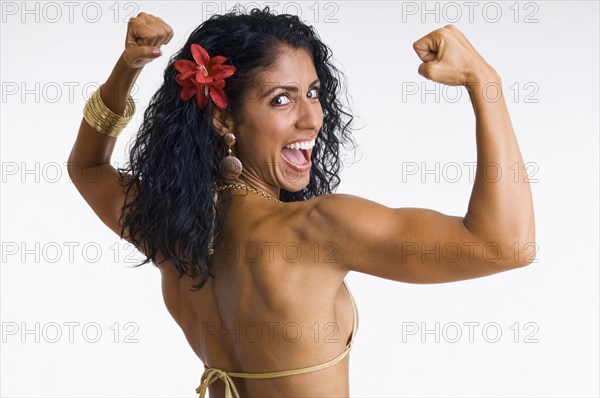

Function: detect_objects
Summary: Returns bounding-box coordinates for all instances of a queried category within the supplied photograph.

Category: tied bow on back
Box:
[196,367,241,398]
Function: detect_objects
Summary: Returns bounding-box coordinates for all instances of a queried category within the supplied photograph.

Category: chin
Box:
[280,174,311,193]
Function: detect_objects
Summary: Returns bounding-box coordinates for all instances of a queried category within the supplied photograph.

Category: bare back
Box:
[158,190,355,397]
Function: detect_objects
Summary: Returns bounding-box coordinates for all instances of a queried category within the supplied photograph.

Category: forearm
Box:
[67,53,142,172]
[462,69,536,262]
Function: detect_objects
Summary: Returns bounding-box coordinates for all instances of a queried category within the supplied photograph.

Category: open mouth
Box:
[281,146,310,166]
[280,136,316,173]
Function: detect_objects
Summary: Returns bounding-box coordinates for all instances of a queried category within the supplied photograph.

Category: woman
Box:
[67,7,536,398]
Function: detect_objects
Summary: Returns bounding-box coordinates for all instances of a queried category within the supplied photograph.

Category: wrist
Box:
[105,53,143,89]
[465,64,501,87]
[99,54,142,116]
[101,54,142,105]
[464,65,502,102]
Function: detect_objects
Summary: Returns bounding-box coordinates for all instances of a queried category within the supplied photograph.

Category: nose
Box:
[295,92,323,132]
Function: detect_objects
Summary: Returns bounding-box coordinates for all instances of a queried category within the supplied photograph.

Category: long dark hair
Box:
[117,6,357,290]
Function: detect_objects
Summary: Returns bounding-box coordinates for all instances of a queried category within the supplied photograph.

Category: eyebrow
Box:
[260,79,321,100]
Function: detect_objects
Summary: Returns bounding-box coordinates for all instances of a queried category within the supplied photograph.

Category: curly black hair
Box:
[116,5,358,290]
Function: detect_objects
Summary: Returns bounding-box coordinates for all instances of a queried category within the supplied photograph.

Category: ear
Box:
[211,108,235,137]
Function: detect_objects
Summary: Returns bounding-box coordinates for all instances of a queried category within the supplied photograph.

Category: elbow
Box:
[66,150,76,180]
[66,158,74,180]
[500,222,537,268]
[520,241,537,267]
[501,235,537,268]
[66,157,85,189]
[66,160,79,185]
[515,248,536,267]
[66,153,83,183]
[517,225,537,267]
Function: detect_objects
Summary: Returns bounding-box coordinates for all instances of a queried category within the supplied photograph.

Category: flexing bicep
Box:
[311,194,528,284]
[68,162,134,239]
[67,115,143,246]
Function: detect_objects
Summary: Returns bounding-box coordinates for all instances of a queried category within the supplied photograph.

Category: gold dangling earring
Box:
[219,132,242,181]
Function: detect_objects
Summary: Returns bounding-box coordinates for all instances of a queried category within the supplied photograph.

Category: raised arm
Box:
[307,25,536,284]
[66,13,173,246]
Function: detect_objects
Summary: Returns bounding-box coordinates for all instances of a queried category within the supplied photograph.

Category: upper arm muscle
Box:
[309,194,523,284]
[69,163,137,243]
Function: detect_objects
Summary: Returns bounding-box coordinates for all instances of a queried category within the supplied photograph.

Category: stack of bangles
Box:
[83,83,136,137]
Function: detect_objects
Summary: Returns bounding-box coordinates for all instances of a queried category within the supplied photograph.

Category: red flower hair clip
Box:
[174,43,236,110]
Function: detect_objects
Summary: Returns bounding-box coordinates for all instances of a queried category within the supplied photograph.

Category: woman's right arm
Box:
[308,25,536,284]
[66,13,173,250]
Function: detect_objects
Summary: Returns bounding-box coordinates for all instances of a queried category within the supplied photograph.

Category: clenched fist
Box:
[122,12,174,69]
[413,24,495,86]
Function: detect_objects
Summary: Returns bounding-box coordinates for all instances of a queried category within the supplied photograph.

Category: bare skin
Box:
[67,13,536,397]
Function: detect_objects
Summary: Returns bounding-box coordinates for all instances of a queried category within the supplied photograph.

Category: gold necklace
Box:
[208,182,281,255]
[215,182,282,203]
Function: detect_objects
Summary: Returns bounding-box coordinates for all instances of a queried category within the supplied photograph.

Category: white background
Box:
[1,1,598,397]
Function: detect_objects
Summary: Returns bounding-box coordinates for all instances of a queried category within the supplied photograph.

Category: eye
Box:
[308,87,320,99]
[271,93,291,106]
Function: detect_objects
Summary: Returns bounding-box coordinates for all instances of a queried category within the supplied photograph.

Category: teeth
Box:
[285,139,315,150]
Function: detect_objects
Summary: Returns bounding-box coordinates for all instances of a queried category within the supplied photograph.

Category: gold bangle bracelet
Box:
[83,83,136,137]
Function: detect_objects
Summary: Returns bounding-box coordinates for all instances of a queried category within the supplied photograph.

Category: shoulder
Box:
[300,193,393,229]
[294,192,385,212]
[283,192,394,255]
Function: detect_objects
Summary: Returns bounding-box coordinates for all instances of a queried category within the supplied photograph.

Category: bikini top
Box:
[195,279,359,398]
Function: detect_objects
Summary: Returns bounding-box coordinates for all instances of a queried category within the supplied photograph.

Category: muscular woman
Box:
[67,7,535,398]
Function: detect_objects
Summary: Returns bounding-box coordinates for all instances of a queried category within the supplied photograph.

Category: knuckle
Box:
[437,28,451,38]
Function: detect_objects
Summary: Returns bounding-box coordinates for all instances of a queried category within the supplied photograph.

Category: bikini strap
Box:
[342,279,359,349]
[196,368,241,398]
[197,279,359,395]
